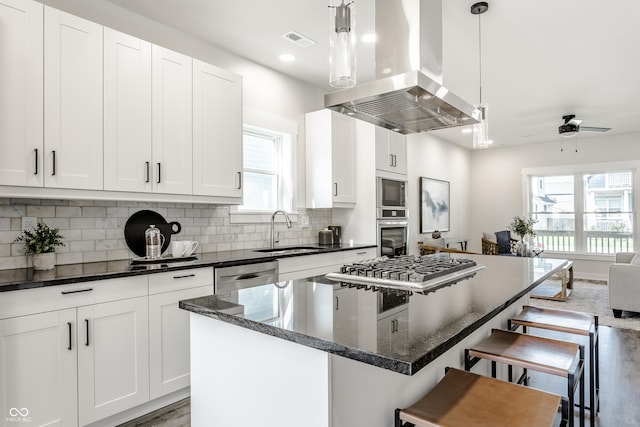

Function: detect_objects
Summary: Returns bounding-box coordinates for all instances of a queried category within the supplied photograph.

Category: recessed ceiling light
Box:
[279,54,296,62]
[361,33,377,43]
[461,128,472,134]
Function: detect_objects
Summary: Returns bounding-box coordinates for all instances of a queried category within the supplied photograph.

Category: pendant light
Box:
[329,0,356,88]
[471,2,489,149]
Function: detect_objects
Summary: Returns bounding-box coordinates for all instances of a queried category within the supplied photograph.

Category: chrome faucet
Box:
[271,210,292,248]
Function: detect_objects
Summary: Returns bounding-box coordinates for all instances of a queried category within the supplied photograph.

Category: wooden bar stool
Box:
[394,367,567,427]
[465,329,584,427]
[509,305,599,426]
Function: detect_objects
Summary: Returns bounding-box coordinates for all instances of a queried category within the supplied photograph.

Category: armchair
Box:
[481,231,518,256]
[608,252,640,318]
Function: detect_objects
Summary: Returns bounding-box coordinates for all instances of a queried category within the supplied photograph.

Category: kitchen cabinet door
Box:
[152,45,193,195]
[44,6,103,190]
[331,112,357,205]
[305,109,357,208]
[103,28,152,193]
[0,309,78,427]
[192,59,243,199]
[0,0,43,187]
[375,127,407,175]
[149,285,213,399]
[77,296,149,426]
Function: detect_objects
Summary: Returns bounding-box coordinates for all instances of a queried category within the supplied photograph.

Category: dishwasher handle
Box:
[215,261,279,294]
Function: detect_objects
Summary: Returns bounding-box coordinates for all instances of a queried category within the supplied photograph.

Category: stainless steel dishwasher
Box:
[214,261,278,296]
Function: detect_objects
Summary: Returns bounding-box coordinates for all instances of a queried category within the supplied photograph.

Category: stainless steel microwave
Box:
[376,177,408,219]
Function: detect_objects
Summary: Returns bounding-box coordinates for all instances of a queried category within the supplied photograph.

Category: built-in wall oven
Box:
[377,176,408,219]
[377,219,409,257]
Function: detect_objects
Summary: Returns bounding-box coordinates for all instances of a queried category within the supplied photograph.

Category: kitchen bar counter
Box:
[0,243,375,292]
[181,254,569,427]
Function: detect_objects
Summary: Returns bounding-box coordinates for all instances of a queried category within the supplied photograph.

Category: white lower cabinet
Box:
[0,309,78,427]
[149,285,213,399]
[77,297,149,426]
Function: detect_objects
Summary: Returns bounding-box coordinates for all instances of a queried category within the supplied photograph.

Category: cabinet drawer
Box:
[278,252,344,274]
[0,275,148,320]
[343,248,376,264]
[148,267,214,295]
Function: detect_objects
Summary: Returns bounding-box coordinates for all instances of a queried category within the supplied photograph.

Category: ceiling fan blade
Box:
[524,130,554,138]
[581,126,611,132]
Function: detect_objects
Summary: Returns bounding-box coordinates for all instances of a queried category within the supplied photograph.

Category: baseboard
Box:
[84,388,190,427]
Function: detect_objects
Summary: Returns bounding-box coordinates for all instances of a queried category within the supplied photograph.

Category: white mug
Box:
[171,240,199,257]
[182,240,198,256]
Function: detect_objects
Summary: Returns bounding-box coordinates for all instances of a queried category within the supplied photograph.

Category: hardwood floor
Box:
[120,326,640,427]
[528,326,640,426]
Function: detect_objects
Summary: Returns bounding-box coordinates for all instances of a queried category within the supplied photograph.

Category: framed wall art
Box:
[420,177,450,233]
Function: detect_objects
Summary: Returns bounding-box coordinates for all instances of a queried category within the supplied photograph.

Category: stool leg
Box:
[589,331,595,426]
[579,345,585,427]
[595,317,600,413]
[568,370,575,427]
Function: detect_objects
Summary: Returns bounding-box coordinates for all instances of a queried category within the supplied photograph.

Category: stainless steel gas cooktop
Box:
[326,254,484,292]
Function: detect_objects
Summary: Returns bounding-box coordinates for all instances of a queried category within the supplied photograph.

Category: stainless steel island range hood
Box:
[325,0,480,134]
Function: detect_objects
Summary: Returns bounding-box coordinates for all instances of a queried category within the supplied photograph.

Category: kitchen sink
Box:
[253,246,325,254]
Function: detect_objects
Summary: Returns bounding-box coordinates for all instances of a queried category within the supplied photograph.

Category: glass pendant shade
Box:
[329,1,356,88]
[472,104,489,149]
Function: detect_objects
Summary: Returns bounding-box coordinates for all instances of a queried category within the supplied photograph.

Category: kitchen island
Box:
[180,254,569,427]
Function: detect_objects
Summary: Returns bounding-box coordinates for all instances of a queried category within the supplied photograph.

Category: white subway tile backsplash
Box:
[0,198,332,270]
[82,207,107,218]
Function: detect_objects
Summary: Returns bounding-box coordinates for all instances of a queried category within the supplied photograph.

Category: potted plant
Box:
[508,216,537,256]
[14,222,65,270]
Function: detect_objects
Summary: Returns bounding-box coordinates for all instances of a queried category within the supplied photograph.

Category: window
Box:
[239,124,293,213]
[528,170,634,254]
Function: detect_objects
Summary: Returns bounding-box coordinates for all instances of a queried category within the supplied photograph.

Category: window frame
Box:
[230,109,298,224]
[523,161,639,257]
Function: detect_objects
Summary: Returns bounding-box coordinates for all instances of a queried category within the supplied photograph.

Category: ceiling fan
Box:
[524,114,612,139]
[558,114,611,137]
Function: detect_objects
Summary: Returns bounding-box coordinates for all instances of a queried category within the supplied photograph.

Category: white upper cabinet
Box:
[103,28,153,193]
[375,127,407,175]
[44,6,103,190]
[306,109,357,208]
[152,45,193,195]
[0,0,43,187]
[192,59,243,199]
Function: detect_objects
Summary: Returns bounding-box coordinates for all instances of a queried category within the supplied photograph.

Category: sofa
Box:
[608,252,640,318]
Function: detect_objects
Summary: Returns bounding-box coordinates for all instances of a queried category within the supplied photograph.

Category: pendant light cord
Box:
[478,13,483,105]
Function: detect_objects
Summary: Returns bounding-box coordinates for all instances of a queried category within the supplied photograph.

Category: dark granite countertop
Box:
[0,243,376,292]
[179,254,569,376]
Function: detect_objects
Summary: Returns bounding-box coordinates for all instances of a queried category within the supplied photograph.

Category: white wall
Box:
[37,0,325,208]
[470,132,640,280]
[407,133,472,255]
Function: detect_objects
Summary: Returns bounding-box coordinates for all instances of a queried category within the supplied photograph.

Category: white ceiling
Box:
[106,0,640,149]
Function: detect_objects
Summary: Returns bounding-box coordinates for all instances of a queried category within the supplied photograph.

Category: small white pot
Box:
[32,252,56,271]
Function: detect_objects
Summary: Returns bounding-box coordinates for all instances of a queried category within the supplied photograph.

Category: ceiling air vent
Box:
[282,31,316,48]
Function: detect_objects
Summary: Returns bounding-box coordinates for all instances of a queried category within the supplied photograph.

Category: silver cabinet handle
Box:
[34,148,38,175]
[157,163,161,183]
[389,154,394,167]
[237,171,242,189]
[335,295,339,311]
[145,161,150,183]
[356,251,367,255]
[51,150,56,175]
[333,183,338,196]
